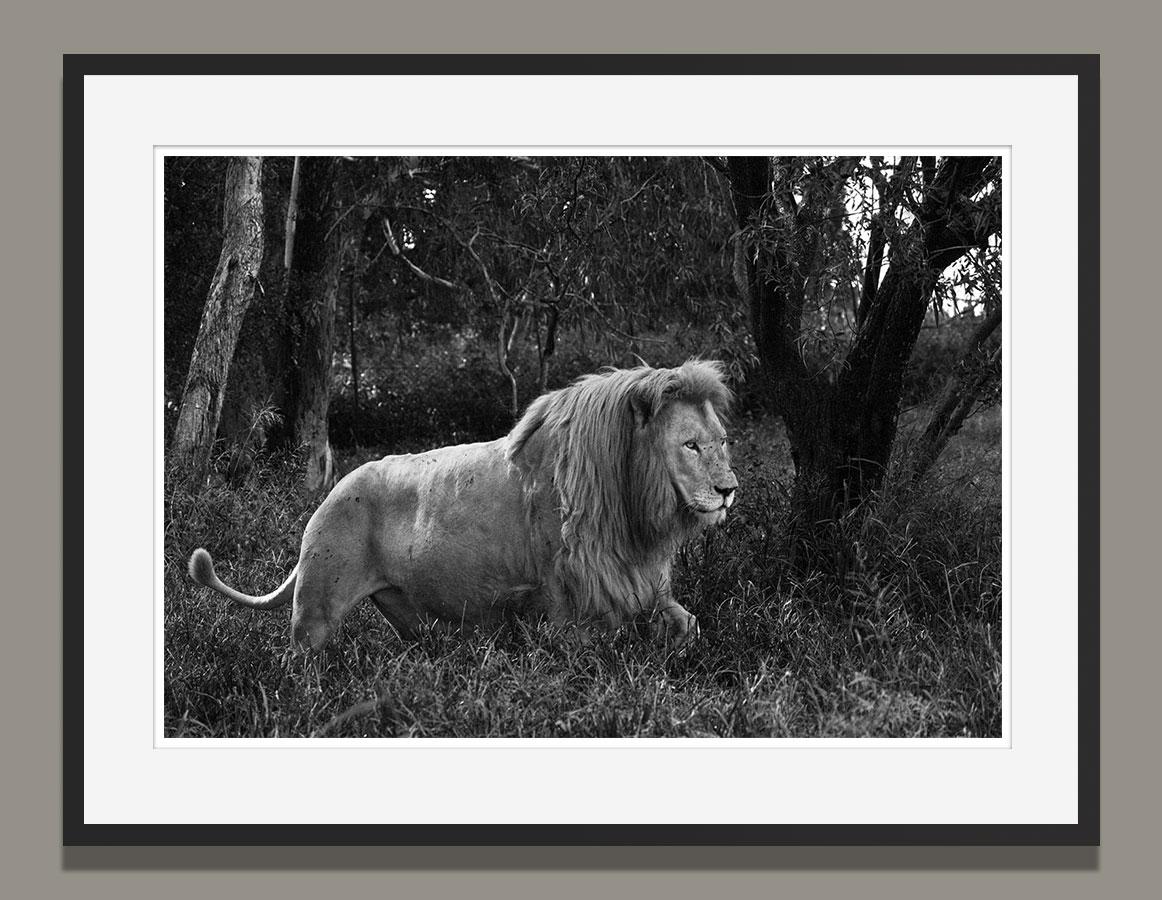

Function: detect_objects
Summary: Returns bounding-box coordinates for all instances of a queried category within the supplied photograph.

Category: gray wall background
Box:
[1,2,1149,895]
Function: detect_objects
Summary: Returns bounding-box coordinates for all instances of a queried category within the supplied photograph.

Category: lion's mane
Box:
[505,360,732,620]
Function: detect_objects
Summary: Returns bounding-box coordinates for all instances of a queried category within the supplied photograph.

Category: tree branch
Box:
[848,156,998,380]
[727,156,814,406]
[858,156,914,328]
[700,156,730,177]
[381,218,461,291]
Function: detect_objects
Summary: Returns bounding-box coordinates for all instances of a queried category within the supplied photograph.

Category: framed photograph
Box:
[67,54,1098,845]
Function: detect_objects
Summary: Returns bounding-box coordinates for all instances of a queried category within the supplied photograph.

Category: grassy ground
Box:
[164,409,1001,739]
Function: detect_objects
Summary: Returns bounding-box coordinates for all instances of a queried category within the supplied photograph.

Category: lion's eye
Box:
[684,440,700,452]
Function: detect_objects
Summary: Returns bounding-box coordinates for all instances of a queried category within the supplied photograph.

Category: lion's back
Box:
[338,438,551,619]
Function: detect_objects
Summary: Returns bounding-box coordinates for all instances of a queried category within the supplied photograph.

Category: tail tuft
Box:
[188,547,296,610]
[189,547,216,586]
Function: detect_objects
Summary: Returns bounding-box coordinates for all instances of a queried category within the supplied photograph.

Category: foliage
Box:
[166,155,997,472]
[326,317,754,449]
[166,156,751,431]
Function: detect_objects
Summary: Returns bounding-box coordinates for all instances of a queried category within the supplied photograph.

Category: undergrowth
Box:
[164,410,1001,738]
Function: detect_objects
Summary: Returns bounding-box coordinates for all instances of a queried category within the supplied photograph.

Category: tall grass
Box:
[164,410,1000,739]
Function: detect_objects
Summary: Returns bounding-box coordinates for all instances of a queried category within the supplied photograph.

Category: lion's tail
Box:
[188,547,296,610]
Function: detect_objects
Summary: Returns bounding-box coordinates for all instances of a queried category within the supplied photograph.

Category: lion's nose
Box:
[715,484,736,500]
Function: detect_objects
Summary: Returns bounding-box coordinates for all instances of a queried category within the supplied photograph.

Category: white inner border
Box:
[84,73,1077,826]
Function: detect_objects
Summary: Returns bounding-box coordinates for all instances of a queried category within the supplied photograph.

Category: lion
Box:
[189,360,738,650]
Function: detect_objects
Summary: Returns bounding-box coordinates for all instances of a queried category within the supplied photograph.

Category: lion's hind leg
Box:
[368,588,429,641]
[290,548,388,651]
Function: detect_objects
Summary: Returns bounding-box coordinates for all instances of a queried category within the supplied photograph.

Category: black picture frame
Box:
[64,52,1099,847]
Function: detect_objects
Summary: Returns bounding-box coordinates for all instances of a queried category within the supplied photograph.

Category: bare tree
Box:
[171,157,265,482]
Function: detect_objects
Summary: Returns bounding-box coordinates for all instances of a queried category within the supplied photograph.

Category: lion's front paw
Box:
[652,606,699,649]
[675,612,699,649]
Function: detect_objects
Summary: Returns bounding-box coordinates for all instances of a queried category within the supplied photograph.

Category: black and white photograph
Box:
[70,55,1095,843]
[162,152,1004,740]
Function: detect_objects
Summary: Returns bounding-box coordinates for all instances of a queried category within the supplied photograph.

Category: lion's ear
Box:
[629,375,679,429]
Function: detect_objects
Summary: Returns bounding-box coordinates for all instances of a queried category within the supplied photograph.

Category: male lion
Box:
[189,360,738,650]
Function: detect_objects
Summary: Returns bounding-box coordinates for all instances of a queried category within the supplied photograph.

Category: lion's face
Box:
[655,399,738,525]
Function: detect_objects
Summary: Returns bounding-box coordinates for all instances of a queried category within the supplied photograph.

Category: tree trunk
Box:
[171,157,264,481]
[498,307,522,419]
[218,157,296,449]
[537,301,559,394]
[283,156,302,269]
[286,157,341,494]
[907,307,1002,482]
[348,264,360,409]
